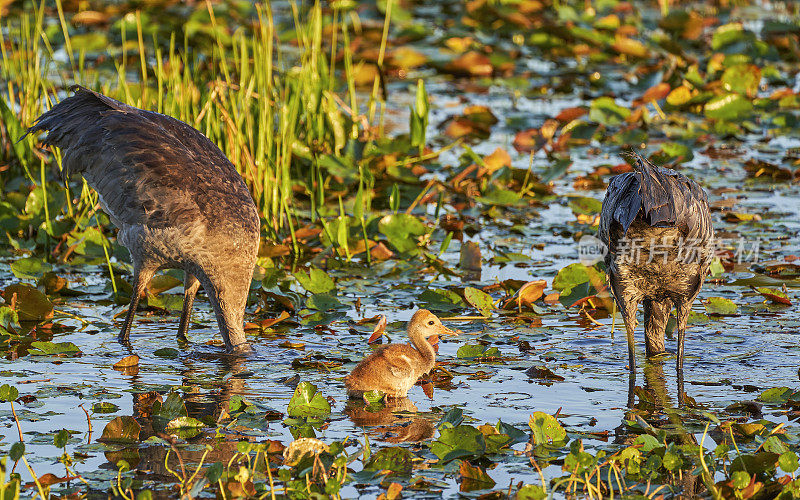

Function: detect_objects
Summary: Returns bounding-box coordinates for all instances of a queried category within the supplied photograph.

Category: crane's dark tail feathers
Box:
[23,85,129,180]
[628,150,678,229]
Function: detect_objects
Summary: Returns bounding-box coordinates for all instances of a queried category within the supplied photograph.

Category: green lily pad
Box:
[464,287,493,316]
[10,257,52,280]
[287,381,331,417]
[429,425,486,462]
[529,411,566,445]
[704,297,738,315]
[294,268,335,295]
[457,344,501,359]
[364,446,413,476]
[28,341,81,356]
[378,214,427,254]
[705,93,753,121]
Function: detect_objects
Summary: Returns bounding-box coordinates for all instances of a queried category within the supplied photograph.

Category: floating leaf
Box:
[444,51,493,77]
[552,263,593,295]
[464,287,493,316]
[153,347,179,359]
[568,196,602,216]
[113,355,139,369]
[28,341,81,356]
[525,366,565,382]
[705,93,753,121]
[457,344,501,359]
[99,416,141,444]
[378,214,427,254]
[429,425,486,462]
[287,381,331,417]
[364,447,413,476]
[10,257,52,280]
[589,97,631,126]
[459,460,495,491]
[779,452,799,473]
[2,284,53,321]
[754,287,791,305]
[529,411,566,445]
[704,297,738,316]
[92,402,120,414]
[722,64,761,97]
[758,386,793,404]
[294,268,335,295]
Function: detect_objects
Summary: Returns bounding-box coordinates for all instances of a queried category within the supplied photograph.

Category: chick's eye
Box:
[428,320,435,325]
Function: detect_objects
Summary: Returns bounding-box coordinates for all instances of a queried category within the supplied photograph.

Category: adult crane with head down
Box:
[598,153,714,375]
[26,86,260,354]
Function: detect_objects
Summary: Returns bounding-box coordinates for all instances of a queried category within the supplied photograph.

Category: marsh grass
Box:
[0,0,386,246]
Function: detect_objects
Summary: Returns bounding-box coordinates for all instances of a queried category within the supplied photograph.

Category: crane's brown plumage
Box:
[25,86,260,353]
[598,154,714,374]
[345,310,457,398]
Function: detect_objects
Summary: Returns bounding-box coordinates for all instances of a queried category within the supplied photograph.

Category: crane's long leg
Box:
[674,299,691,377]
[609,276,639,372]
[118,266,156,345]
[177,273,200,342]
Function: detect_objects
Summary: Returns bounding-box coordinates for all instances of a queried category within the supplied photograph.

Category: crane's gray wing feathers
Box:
[25,86,258,235]
[599,155,713,248]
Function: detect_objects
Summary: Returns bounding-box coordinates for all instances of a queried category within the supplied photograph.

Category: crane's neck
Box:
[408,330,436,374]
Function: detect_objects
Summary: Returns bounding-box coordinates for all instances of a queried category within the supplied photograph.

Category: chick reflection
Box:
[345,397,435,443]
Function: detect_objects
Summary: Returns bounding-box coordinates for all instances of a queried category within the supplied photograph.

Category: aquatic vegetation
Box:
[1,0,800,497]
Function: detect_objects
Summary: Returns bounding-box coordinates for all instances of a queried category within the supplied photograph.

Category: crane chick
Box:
[26,86,259,353]
[598,154,714,373]
[345,310,457,398]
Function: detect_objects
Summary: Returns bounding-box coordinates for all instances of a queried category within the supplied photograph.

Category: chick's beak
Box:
[437,324,458,336]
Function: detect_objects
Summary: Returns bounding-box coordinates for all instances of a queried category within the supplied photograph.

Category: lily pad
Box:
[99,416,141,444]
[287,381,331,417]
[463,287,493,316]
[529,411,566,445]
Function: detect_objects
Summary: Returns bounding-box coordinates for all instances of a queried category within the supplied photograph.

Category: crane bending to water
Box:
[26,86,260,354]
[599,153,714,374]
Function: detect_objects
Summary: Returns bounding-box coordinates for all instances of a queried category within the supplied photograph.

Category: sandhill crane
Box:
[598,154,714,374]
[26,86,260,354]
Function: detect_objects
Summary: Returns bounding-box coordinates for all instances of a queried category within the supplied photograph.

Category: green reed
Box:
[0,0,372,245]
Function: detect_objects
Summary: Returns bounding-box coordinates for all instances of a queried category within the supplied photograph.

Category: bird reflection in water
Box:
[617,359,702,497]
[345,397,435,443]
[104,353,270,486]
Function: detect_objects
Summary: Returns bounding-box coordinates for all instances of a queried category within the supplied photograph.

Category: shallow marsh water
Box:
[3,0,800,497]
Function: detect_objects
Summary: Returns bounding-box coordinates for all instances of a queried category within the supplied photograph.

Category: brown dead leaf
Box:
[512,128,544,153]
[504,280,547,310]
[371,242,394,260]
[636,82,670,105]
[482,148,511,173]
[445,51,493,77]
[555,107,587,123]
[113,355,139,369]
[71,10,109,26]
[544,292,560,304]
[459,241,482,272]
[367,315,388,343]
